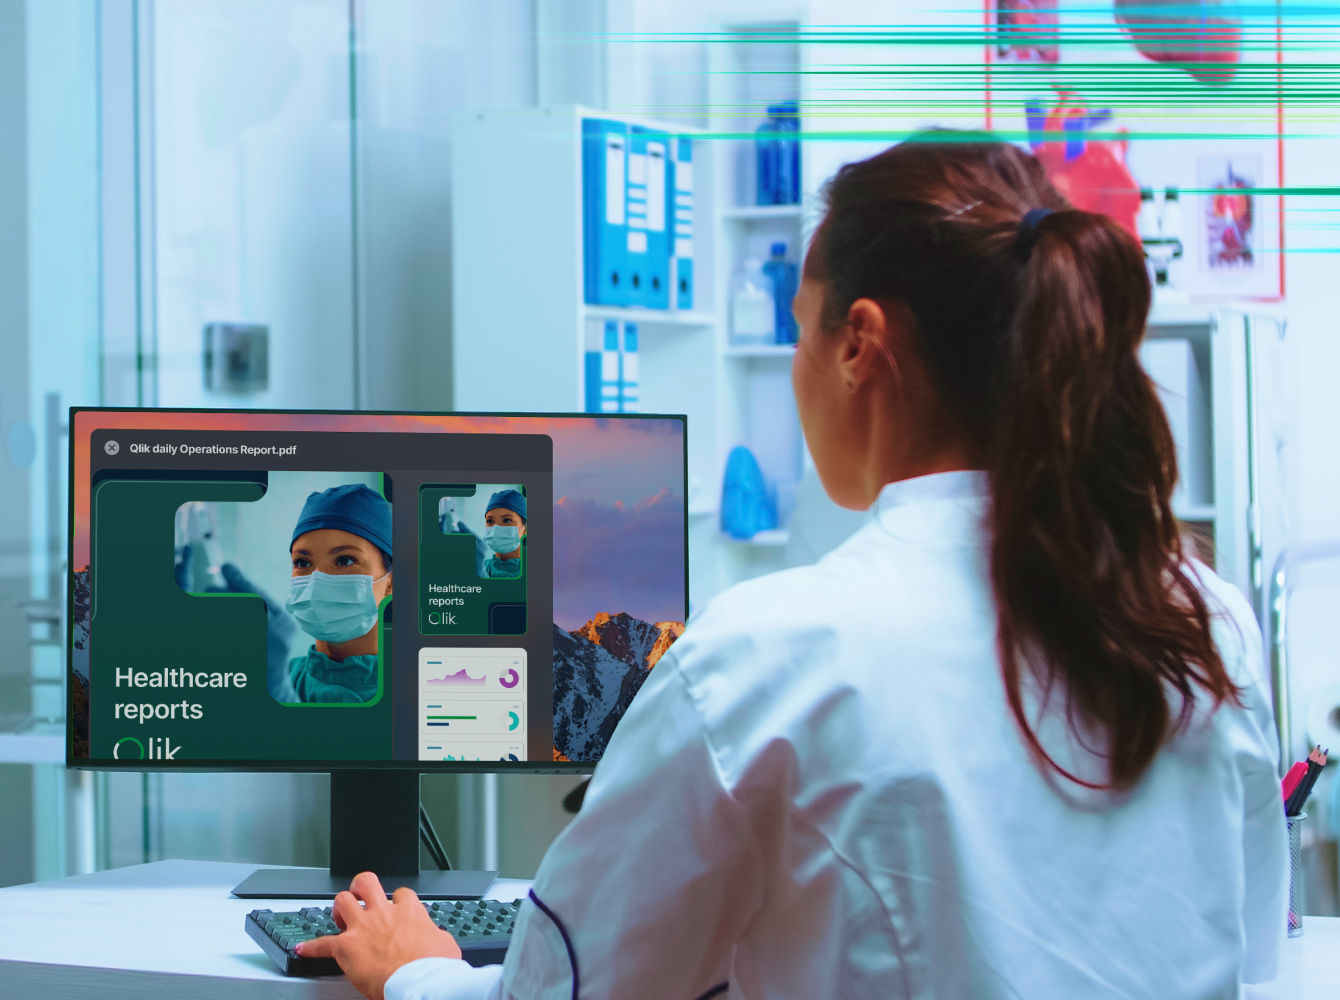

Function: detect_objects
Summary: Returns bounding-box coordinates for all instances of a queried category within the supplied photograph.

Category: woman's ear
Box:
[519,523,528,539]
[384,572,393,595]
[835,298,892,392]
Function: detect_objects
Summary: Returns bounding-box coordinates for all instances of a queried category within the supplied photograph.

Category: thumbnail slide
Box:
[419,484,528,636]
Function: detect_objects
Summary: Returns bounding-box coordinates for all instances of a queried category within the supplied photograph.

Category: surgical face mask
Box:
[285,570,388,644]
[483,525,522,555]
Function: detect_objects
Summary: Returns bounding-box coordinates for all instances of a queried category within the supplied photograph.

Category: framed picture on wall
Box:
[993,0,1060,64]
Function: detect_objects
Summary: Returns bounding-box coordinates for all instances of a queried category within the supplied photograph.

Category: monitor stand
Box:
[231,770,497,900]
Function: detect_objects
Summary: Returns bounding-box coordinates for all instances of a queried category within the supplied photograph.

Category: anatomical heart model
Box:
[1025,90,1142,239]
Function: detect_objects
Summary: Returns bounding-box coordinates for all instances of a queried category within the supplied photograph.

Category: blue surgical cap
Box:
[486,489,526,522]
[291,484,392,556]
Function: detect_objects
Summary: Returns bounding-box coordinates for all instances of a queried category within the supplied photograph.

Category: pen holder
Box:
[1287,812,1306,938]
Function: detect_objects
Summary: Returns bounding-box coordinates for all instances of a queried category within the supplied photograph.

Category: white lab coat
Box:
[388,471,1288,1000]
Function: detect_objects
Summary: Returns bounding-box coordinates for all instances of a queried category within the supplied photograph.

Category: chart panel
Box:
[417,647,527,760]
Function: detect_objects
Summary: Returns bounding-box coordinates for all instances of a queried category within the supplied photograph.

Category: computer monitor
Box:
[66,408,689,896]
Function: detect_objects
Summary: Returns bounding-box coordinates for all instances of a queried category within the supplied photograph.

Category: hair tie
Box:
[1017,207,1054,252]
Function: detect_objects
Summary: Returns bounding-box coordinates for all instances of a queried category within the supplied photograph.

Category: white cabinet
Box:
[1144,303,1292,618]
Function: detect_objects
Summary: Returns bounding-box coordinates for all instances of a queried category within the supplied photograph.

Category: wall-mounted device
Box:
[203,323,269,394]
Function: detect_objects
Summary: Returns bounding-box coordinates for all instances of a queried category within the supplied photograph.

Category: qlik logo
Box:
[113,736,181,760]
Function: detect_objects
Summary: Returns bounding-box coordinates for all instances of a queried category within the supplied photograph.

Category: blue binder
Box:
[670,137,694,310]
[601,321,621,413]
[583,350,601,414]
[582,119,629,306]
[620,323,639,412]
[627,126,671,309]
[583,320,622,413]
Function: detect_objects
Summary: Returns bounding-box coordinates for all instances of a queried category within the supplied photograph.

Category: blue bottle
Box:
[763,242,798,344]
[755,115,777,205]
[770,101,800,205]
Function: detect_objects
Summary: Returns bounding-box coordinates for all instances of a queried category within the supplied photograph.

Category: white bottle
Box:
[731,258,776,344]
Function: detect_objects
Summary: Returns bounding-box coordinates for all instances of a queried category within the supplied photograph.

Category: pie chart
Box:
[500,667,520,689]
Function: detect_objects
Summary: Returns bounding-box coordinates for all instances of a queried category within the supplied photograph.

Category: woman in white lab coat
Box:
[301,134,1288,1000]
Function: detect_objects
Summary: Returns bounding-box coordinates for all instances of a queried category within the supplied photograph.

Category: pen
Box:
[1286,747,1328,817]
[1282,760,1308,803]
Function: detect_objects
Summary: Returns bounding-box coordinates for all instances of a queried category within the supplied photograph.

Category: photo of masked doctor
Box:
[479,488,526,579]
[284,484,393,703]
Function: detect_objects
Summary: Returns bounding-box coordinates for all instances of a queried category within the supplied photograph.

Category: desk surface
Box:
[0,860,1333,999]
[0,860,532,999]
[1246,919,1340,1000]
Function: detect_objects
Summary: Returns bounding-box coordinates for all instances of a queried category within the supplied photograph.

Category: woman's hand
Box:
[295,871,462,1000]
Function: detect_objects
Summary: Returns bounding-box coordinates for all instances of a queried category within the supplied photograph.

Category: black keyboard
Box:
[246,898,524,976]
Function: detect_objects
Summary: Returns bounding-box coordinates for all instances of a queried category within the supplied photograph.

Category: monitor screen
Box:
[67,409,688,771]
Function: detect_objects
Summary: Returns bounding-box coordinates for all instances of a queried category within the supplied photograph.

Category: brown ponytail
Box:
[808,132,1238,791]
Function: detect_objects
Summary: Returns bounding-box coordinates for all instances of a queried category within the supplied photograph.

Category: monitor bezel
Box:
[66,406,690,775]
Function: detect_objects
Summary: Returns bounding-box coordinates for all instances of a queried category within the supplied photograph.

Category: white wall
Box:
[355,0,535,412]
[150,0,358,411]
[1272,16,1340,784]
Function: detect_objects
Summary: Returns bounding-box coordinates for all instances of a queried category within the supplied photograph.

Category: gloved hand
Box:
[215,563,300,703]
[437,520,490,577]
[473,533,489,577]
[176,548,299,702]
[173,544,194,591]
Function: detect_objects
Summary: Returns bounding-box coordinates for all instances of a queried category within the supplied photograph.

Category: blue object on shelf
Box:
[585,320,622,413]
[756,115,777,206]
[620,322,639,412]
[627,126,671,309]
[584,351,602,414]
[763,242,798,344]
[771,102,800,205]
[755,102,800,206]
[720,446,777,540]
[582,119,630,306]
[671,137,694,310]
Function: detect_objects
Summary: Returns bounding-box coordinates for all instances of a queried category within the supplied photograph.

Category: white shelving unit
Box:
[453,35,810,612]
[721,205,805,221]
[1144,301,1292,616]
[580,305,716,328]
[724,345,796,359]
[702,22,808,600]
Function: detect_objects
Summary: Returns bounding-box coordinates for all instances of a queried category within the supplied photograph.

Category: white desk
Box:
[0,860,1334,998]
[0,860,532,999]
[1246,919,1340,1000]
